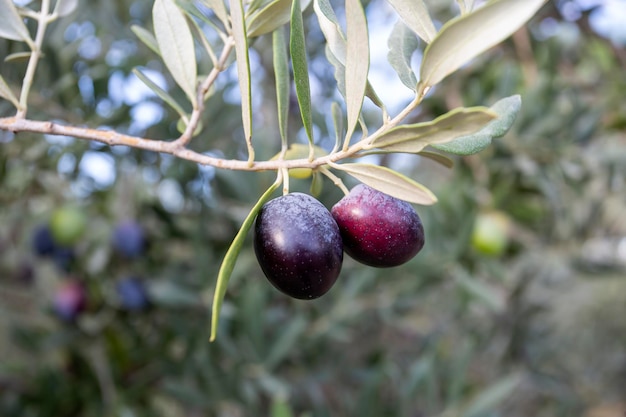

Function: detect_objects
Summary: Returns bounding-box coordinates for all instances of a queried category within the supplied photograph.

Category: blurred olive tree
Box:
[1,0,625,416]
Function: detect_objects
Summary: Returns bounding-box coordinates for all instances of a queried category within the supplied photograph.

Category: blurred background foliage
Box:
[1,0,626,416]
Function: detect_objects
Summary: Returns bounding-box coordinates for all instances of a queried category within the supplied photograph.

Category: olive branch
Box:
[0,0,546,340]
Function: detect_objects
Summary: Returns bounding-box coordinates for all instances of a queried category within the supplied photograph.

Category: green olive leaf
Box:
[247,0,311,38]
[198,0,230,30]
[344,0,369,144]
[0,74,20,109]
[0,0,33,47]
[54,0,78,17]
[132,68,188,118]
[313,0,385,111]
[210,177,282,342]
[419,0,547,87]
[417,151,454,168]
[273,27,290,147]
[385,0,436,44]
[290,0,314,151]
[331,163,437,205]
[153,0,198,105]
[370,106,496,153]
[432,95,521,155]
[229,0,255,162]
[460,373,523,417]
[388,19,419,92]
[132,25,161,56]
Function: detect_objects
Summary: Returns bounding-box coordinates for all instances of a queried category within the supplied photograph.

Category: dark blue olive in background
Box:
[52,280,87,322]
[116,277,149,311]
[52,247,76,272]
[32,224,57,257]
[111,220,146,259]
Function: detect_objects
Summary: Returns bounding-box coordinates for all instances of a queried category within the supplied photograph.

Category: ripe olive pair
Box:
[254,184,425,300]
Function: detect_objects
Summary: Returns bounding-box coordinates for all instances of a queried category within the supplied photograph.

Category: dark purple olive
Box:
[331,184,425,268]
[112,220,146,258]
[52,280,87,322]
[254,193,343,299]
[32,224,56,257]
[116,276,150,311]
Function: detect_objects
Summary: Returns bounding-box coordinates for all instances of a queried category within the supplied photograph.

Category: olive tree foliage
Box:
[0,0,546,338]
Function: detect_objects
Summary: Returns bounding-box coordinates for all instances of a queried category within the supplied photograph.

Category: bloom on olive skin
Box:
[331,184,425,268]
[254,193,343,300]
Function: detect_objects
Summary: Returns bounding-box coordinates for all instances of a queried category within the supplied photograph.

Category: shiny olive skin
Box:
[331,184,425,268]
[254,193,343,300]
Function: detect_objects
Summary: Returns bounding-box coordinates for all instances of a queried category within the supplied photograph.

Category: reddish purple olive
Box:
[331,184,425,268]
[254,193,343,300]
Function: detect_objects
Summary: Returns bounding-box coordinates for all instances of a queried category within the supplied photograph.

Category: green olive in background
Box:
[471,210,511,256]
[49,206,87,246]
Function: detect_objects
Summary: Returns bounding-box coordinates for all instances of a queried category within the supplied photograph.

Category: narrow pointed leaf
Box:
[273,27,290,146]
[461,374,523,417]
[331,101,344,151]
[344,0,369,144]
[371,107,495,153]
[247,0,311,38]
[388,19,419,91]
[210,178,282,341]
[332,163,437,205]
[0,74,20,108]
[4,51,31,62]
[230,0,255,160]
[131,25,161,56]
[418,151,454,168]
[314,0,385,110]
[432,95,521,155]
[199,0,230,29]
[54,0,78,17]
[132,68,187,118]
[385,0,436,44]
[153,0,198,104]
[0,0,33,44]
[419,0,547,87]
[290,0,314,146]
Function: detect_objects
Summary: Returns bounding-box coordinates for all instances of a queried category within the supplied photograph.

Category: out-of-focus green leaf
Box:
[132,68,187,118]
[455,273,505,312]
[131,25,161,56]
[388,20,419,91]
[290,0,314,149]
[370,107,495,153]
[265,316,307,369]
[460,373,523,417]
[344,0,369,146]
[148,280,201,307]
[419,0,547,87]
[0,0,32,45]
[54,0,78,17]
[210,177,282,341]
[4,52,31,62]
[199,0,230,29]
[433,95,521,155]
[270,398,295,417]
[273,27,289,147]
[331,163,437,205]
[153,0,198,105]
[0,74,20,109]
[229,0,255,161]
[385,0,436,44]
